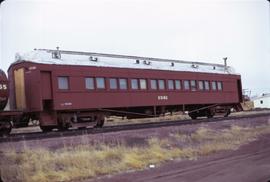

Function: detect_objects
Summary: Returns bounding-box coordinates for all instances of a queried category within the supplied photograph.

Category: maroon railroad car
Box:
[7,49,242,132]
[0,69,23,135]
[0,69,8,110]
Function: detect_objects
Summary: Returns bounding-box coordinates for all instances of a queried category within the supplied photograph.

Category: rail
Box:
[1,111,270,143]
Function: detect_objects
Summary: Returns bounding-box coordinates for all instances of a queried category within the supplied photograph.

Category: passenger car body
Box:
[7,49,242,131]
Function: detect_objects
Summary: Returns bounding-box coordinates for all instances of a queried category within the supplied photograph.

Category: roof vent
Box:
[143,60,151,65]
[89,56,98,62]
[52,47,61,59]
[171,62,174,67]
[135,59,140,64]
[15,53,21,61]
[191,64,198,68]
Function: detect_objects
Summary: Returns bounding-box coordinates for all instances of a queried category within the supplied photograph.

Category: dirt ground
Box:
[1,112,270,182]
[91,134,270,182]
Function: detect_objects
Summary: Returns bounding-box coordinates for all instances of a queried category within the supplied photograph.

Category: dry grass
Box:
[1,124,270,182]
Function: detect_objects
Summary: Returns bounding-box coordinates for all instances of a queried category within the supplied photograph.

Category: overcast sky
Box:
[0,0,269,96]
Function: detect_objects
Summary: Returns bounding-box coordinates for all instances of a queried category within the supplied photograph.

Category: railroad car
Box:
[1,48,243,134]
[0,69,22,135]
[0,69,8,110]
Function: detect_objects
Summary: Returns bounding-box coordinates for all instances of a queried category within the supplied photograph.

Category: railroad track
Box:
[1,112,270,143]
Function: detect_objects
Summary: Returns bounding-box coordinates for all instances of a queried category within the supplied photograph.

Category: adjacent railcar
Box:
[0,69,8,110]
[7,49,242,132]
[0,70,23,135]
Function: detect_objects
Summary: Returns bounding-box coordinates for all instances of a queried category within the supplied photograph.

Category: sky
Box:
[0,0,269,96]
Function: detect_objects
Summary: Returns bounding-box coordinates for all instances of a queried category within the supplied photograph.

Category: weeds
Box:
[1,124,270,182]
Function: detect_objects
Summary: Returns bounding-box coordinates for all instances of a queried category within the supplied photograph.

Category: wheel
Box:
[206,109,215,118]
[57,124,70,131]
[0,121,12,136]
[95,119,105,128]
[57,119,70,131]
[224,108,231,117]
[57,115,71,131]
[13,115,30,128]
[14,122,28,128]
[188,113,197,120]
[40,126,54,132]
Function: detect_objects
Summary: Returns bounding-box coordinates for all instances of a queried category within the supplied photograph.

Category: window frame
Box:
[198,80,204,91]
[109,78,118,90]
[190,80,197,91]
[150,79,158,90]
[184,80,190,90]
[175,80,181,90]
[204,81,210,91]
[58,76,69,90]
[139,79,147,90]
[217,81,223,91]
[158,79,165,90]
[96,77,106,89]
[119,78,128,90]
[168,80,175,90]
[85,77,95,90]
[131,78,139,90]
[211,81,217,91]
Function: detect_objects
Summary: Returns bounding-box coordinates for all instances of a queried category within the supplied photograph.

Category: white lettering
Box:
[28,66,37,70]
[60,102,73,106]
[0,84,7,90]
[158,96,168,100]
